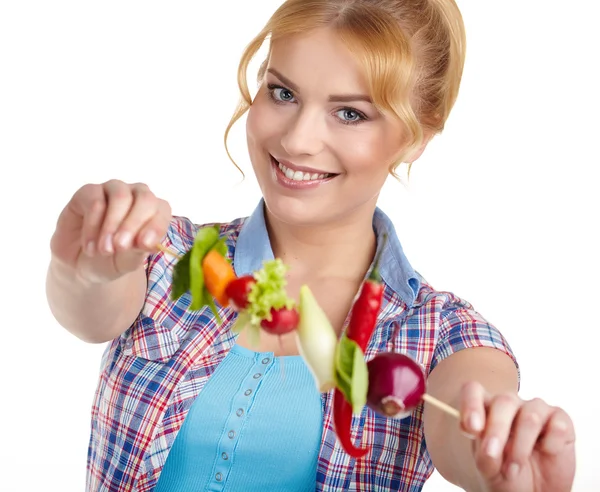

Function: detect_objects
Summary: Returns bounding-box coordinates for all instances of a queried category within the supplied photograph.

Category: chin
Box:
[262,192,327,227]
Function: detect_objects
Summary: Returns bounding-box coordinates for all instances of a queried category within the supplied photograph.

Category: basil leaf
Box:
[171,250,191,301]
[335,334,368,414]
[335,337,353,402]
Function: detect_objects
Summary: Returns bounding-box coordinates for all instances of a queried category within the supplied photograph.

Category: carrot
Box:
[202,249,237,307]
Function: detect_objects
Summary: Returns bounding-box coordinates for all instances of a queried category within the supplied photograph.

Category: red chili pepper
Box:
[347,234,387,352]
[333,388,369,458]
[345,270,385,351]
[333,235,387,457]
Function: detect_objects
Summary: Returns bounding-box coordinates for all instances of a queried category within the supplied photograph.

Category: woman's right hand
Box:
[50,179,172,283]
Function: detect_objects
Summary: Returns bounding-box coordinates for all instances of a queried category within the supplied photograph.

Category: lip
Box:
[269,155,336,190]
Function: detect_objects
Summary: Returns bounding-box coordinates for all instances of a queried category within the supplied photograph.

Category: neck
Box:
[264,201,378,282]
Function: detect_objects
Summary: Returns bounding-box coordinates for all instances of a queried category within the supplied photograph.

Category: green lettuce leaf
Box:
[246,258,295,326]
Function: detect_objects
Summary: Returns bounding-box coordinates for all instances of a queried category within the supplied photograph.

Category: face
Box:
[246,27,407,227]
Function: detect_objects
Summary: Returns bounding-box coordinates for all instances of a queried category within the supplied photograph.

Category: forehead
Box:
[267,27,369,95]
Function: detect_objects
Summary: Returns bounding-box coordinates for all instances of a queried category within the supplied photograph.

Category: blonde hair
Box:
[224,0,466,178]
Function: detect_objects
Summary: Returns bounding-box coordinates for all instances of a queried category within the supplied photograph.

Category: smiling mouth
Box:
[270,155,336,182]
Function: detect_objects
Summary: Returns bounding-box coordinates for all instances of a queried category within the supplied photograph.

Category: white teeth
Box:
[276,160,331,182]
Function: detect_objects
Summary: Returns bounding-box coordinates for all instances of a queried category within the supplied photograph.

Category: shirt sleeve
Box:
[429,307,520,386]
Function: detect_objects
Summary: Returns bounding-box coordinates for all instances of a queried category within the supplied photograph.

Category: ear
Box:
[406,131,434,164]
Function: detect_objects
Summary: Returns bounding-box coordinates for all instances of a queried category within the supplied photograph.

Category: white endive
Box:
[295,284,338,393]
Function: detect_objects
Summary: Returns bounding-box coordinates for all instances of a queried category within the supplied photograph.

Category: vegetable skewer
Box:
[366,352,460,420]
[159,226,460,459]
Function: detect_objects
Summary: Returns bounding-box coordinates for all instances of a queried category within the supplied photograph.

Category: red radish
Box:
[366,352,426,419]
[224,275,256,311]
[260,306,299,335]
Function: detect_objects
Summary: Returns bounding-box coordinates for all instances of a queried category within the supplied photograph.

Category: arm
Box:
[46,257,148,344]
[45,179,172,344]
[424,347,575,492]
[423,347,518,490]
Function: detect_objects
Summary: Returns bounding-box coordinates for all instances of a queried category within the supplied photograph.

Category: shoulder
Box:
[380,275,519,380]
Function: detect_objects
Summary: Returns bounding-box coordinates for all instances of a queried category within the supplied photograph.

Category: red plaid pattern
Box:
[86,210,518,491]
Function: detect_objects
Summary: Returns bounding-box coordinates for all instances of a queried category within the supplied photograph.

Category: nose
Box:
[280,107,325,157]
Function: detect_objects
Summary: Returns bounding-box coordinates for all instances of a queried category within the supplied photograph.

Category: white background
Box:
[1,0,599,490]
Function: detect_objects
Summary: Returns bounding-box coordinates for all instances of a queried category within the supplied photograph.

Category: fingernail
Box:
[553,419,568,432]
[506,462,520,480]
[85,241,95,256]
[115,231,132,248]
[469,412,484,432]
[141,230,157,248]
[485,437,501,458]
[102,235,114,254]
[460,430,476,440]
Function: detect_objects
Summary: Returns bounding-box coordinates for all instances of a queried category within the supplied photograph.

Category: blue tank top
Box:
[155,344,323,491]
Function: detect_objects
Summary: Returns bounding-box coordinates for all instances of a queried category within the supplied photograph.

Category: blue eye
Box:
[337,109,362,123]
[268,84,295,103]
[266,83,368,126]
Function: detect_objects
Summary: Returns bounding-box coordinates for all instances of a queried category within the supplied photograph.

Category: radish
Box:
[225,275,256,311]
[366,352,426,419]
[230,259,298,347]
[260,306,299,335]
[295,285,338,392]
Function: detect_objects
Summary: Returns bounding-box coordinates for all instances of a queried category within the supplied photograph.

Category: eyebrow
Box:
[267,68,372,104]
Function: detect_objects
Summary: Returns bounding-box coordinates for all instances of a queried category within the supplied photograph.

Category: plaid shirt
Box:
[86,200,518,491]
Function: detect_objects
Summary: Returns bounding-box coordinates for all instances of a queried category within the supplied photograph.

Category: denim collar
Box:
[234,199,420,307]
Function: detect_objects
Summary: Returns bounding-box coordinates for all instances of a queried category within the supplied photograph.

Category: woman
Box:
[46,0,576,490]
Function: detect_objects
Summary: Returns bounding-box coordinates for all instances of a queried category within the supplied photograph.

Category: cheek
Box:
[338,131,398,178]
[246,105,262,149]
[246,95,278,149]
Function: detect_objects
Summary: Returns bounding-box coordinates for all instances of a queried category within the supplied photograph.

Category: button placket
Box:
[209,352,274,490]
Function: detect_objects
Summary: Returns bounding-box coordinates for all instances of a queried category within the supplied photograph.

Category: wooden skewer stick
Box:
[156,243,183,260]
[422,393,461,419]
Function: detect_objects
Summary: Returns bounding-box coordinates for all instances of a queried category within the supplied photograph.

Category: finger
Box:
[97,180,134,255]
[502,398,552,479]
[133,198,172,251]
[113,183,158,251]
[69,183,107,257]
[474,393,521,480]
[460,381,486,438]
[538,408,575,455]
[112,204,171,276]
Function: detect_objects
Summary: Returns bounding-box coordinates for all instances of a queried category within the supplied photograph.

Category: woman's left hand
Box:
[460,382,576,492]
